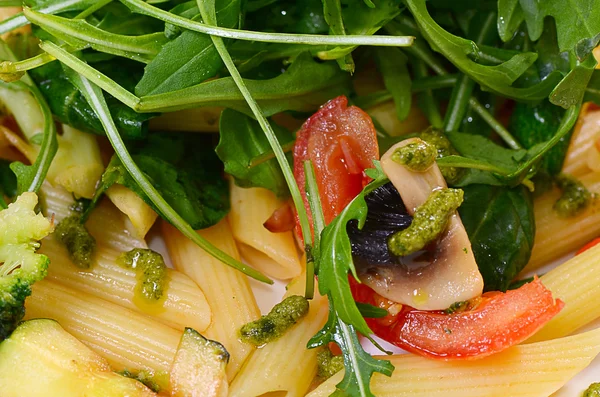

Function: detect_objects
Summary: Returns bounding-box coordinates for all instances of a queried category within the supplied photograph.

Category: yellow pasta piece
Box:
[41,238,212,332]
[229,183,302,280]
[526,171,600,271]
[25,280,181,375]
[528,244,600,342]
[106,184,158,239]
[563,106,600,177]
[307,327,600,397]
[228,275,328,397]
[162,220,261,380]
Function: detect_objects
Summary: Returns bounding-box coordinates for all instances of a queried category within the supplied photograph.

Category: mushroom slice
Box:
[359,138,483,311]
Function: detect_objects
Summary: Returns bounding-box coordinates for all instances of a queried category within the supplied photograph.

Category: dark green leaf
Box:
[459,184,535,291]
[245,0,329,34]
[0,159,17,207]
[497,0,524,42]
[29,60,153,139]
[135,0,242,96]
[355,302,388,318]
[93,3,164,35]
[584,70,600,105]
[550,55,598,108]
[91,133,229,230]
[216,109,293,198]
[138,53,352,115]
[322,0,354,71]
[374,47,411,121]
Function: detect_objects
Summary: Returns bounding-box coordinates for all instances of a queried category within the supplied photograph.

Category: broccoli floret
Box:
[0,193,53,340]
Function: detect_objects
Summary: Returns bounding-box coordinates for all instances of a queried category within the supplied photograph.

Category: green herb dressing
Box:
[419,128,463,184]
[584,383,600,397]
[239,295,309,346]
[391,140,436,171]
[54,214,96,269]
[317,348,345,380]
[388,188,464,257]
[117,248,169,303]
[553,174,593,217]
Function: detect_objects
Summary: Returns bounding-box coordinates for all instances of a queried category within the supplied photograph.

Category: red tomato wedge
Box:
[293,96,563,360]
[293,95,379,241]
[577,237,600,255]
[351,277,564,359]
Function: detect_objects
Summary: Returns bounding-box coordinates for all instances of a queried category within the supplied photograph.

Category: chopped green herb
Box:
[391,140,436,172]
[54,214,96,269]
[117,248,168,302]
[317,347,345,380]
[554,173,593,217]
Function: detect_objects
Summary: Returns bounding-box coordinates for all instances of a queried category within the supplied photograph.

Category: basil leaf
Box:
[91,133,229,230]
[216,109,293,198]
[459,184,535,291]
[29,61,153,139]
[135,0,242,96]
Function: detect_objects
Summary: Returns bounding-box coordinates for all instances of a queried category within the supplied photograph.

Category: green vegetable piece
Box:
[391,140,437,172]
[240,295,309,345]
[554,174,593,217]
[317,347,344,380]
[117,248,168,302]
[0,193,52,340]
[117,369,169,393]
[444,301,469,315]
[388,188,464,257]
[584,382,600,397]
[419,128,463,185]
[459,184,535,292]
[54,215,96,269]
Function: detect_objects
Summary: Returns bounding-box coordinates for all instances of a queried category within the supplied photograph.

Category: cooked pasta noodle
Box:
[105,184,158,239]
[162,220,261,380]
[563,106,600,177]
[25,280,181,374]
[229,182,302,280]
[526,171,600,271]
[228,275,328,397]
[307,327,600,397]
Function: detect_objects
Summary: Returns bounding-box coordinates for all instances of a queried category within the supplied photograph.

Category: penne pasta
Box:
[229,183,302,280]
[162,220,261,380]
[527,243,600,342]
[25,280,181,375]
[105,184,158,240]
[41,237,212,333]
[563,106,600,177]
[526,171,600,271]
[228,275,328,397]
[307,327,600,397]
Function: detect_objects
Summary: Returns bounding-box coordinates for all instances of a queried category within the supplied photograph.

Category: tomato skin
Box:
[577,237,600,255]
[351,277,564,360]
[293,96,379,241]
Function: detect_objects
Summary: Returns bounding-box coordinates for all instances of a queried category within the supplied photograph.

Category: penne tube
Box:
[105,184,158,240]
[25,280,181,375]
[307,327,600,397]
[162,220,261,380]
[525,171,600,271]
[41,237,212,333]
[229,183,302,280]
[563,106,600,177]
[527,243,600,342]
[228,275,328,397]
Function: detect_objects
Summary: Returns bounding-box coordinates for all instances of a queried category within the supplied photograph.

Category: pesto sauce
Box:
[54,214,96,269]
[239,295,309,346]
[391,141,436,172]
[419,128,463,184]
[553,174,593,217]
[388,188,464,257]
[317,348,344,380]
[117,248,168,302]
[583,383,600,397]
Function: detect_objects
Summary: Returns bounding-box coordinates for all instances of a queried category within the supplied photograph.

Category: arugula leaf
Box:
[518,0,600,56]
[308,306,394,397]
[139,52,352,114]
[91,133,230,230]
[550,55,598,108]
[135,0,242,96]
[322,0,354,72]
[93,3,164,35]
[29,60,152,139]
[459,184,535,291]
[374,47,411,121]
[496,0,524,42]
[216,109,293,198]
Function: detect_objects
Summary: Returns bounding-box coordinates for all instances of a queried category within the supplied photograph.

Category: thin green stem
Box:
[196,0,314,291]
[412,59,443,128]
[443,74,475,132]
[71,71,272,284]
[121,0,413,47]
[75,0,113,19]
[248,140,295,168]
[303,160,326,299]
[468,97,522,149]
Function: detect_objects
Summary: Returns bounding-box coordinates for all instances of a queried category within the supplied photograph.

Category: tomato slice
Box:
[351,277,564,359]
[293,95,379,240]
[577,237,600,255]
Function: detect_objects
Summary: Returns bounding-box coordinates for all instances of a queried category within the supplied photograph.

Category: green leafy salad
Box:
[1,0,600,396]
